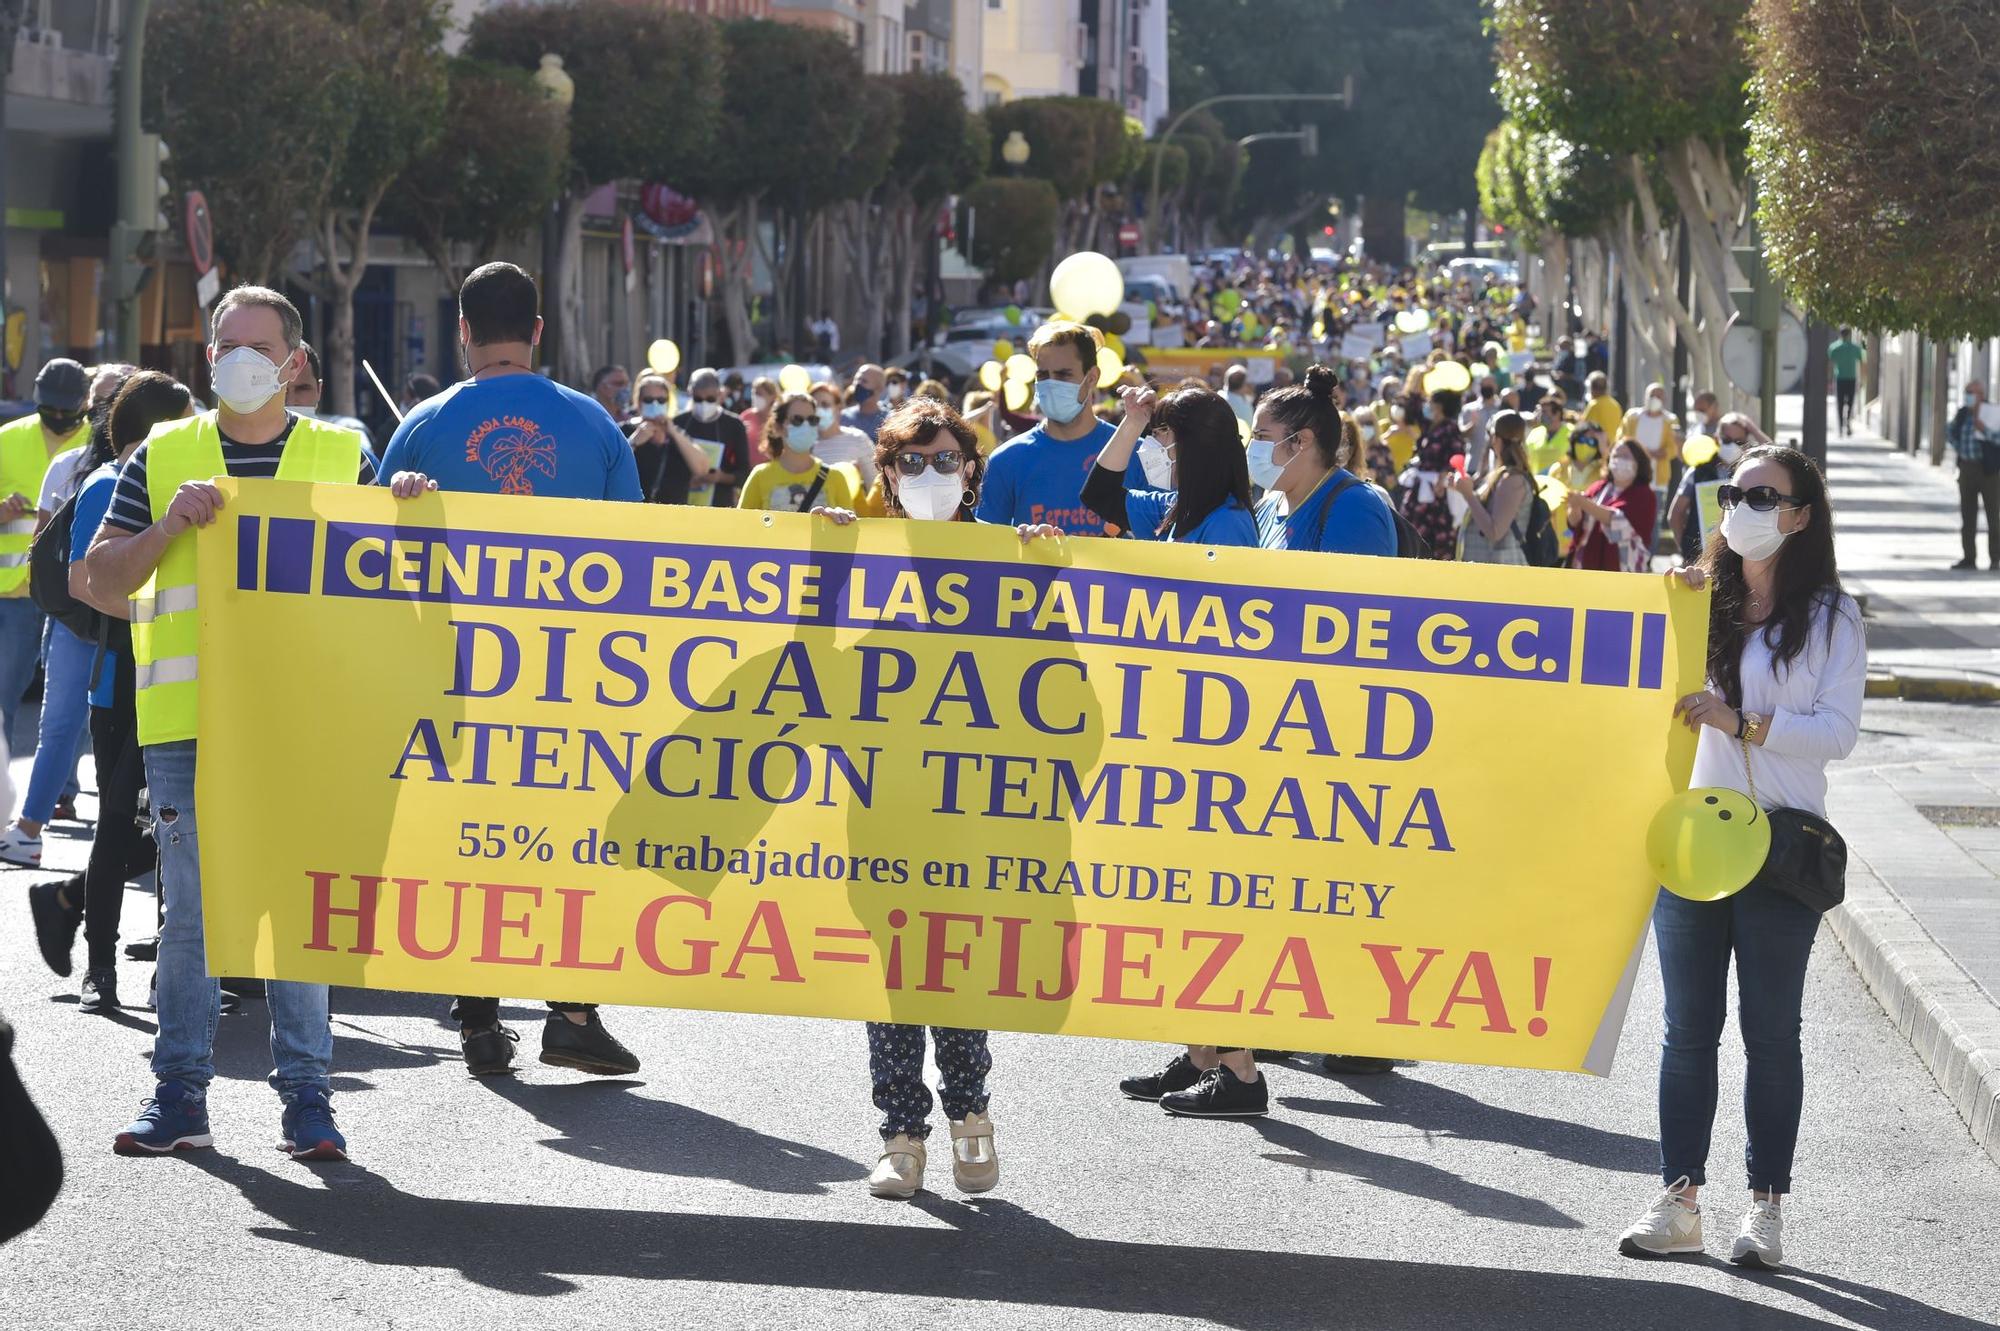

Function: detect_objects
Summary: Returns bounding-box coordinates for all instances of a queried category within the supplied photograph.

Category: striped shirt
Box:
[102,414,376,536]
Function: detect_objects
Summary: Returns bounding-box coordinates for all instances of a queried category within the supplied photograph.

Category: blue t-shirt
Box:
[71,464,120,708]
[1125,490,1260,547]
[1257,471,1398,555]
[378,374,643,501]
[975,419,1149,534]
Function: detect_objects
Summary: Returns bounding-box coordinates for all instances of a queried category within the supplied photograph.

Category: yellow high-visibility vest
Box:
[0,412,85,594]
[132,411,360,747]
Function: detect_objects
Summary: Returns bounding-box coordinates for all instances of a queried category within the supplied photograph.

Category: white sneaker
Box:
[1730,1197,1785,1269]
[0,825,42,867]
[1618,1177,1704,1257]
[866,1134,926,1200]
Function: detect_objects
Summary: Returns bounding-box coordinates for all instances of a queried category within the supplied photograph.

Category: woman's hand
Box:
[1668,564,1707,591]
[389,472,438,500]
[811,506,858,525]
[1673,690,1740,735]
[1016,523,1063,542]
[1119,385,1158,428]
[1446,469,1476,497]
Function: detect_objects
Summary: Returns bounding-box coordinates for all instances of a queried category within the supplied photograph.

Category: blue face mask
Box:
[785,422,818,453]
[639,401,668,420]
[1035,378,1085,424]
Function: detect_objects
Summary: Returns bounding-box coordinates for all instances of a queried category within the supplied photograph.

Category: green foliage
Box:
[1168,0,1498,226]
[318,0,449,210]
[1476,122,1535,240]
[1489,0,1752,156]
[678,19,871,210]
[466,0,722,189]
[380,59,569,277]
[962,177,1061,285]
[1748,0,2000,338]
[886,70,988,207]
[1524,131,1628,238]
[1138,142,1190,197]
[982,96,1133,201]
[144,0,359,283]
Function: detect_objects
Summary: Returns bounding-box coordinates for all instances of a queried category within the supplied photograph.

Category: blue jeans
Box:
[1652,883,1820,1193]
[20,621,93,823]
[146,740,332,1103]
[0,597,44,750]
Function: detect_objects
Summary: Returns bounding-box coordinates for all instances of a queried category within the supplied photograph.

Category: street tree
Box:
[299,0,449,416]
[380,60,568,302]
[983,97,1137,261]
[1749,0,2000,340]
[467,0,722,382]
[960,177,1061,289]
[145,0,357,288]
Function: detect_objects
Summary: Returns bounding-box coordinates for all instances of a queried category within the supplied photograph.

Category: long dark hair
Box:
[1698,444,1842,707]
[1152,387,1251,539]
[72,365,138,482]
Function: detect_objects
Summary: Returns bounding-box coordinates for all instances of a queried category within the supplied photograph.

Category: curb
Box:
[1826,861,2000,1167]
[1866,671,2000,704]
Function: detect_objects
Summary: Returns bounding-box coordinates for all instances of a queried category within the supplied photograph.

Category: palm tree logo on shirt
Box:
[465,416,558,495]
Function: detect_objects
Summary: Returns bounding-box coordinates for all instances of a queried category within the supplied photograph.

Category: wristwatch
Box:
[1738,711,1765,744]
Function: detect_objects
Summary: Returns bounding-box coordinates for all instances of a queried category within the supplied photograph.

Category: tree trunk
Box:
[550,191,589,387]
[317,189,385,418]
[713,197,759,364]
[1360,194,1404,265]
[891,205,919,362]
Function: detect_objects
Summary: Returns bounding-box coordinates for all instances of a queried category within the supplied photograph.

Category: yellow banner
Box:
[196,480,1705,1073]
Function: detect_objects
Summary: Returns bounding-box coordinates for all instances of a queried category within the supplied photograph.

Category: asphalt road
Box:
[3,709,2000,1330]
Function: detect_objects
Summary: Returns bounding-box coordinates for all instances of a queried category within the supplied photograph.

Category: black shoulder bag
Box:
[1741,735,1847,913]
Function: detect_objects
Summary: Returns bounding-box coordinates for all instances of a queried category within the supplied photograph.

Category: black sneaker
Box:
[1321,1053,1397,1075]
[461,1023,519,1076]
[1951,558,1978,571]
[126,935,158,962]
[539,1011,639,1076]
[28,877,83,977]
[1160,1065,1269,1118]
[1118,1052,1204,1102]
[80,967,118,1013]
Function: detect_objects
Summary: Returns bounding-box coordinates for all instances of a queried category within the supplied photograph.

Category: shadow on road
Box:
[1279,1072,1657,1174]
[473,1076,865,1194]
[179,1154,1988,1331]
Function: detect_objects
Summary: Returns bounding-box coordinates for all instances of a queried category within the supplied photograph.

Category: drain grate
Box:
[1917,804,2000,828]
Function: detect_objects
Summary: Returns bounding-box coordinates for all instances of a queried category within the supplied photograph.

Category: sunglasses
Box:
[783,414,816,426]
[1717,484,1802,512]
[639,395,670,406]
[893,449,962,477]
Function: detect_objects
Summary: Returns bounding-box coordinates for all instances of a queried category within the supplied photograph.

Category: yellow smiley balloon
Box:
[1646,788,1771,901]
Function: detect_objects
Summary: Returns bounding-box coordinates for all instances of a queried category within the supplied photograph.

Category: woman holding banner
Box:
[811,398,997,1199]
[1620,446,1864,1270]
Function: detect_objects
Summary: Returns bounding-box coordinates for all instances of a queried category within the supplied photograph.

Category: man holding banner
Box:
[378,261,645,1081]
[85,285,374,1162]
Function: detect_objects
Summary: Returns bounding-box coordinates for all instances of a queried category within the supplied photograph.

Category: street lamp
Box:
[1002,130,1031,174]
[534,53,575,108]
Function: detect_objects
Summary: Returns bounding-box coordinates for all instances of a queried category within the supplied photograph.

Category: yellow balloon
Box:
[1425,361,1472,394]
[1395,308,1432,334]
[646,338,681,375]
[1049,251,1125,319]
[1103,332,1125,358]
[1004,377,1033,413]
[1647,788,1771,902]
[993,337,1015,361]
[778,363,813,396]
[1095,345,1124,383]
[978,360,1004,392]
[1681,433,1719,467]
[1005,353,1037,384]
[1237,414,1251,444]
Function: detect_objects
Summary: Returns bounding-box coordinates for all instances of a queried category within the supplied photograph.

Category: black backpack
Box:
[1317,470,1432,559]
[1516,471,1562,567]
[29,487,102,640]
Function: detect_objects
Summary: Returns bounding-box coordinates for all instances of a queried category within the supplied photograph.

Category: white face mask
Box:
[1721,501,1792,562]
[1717,440,1744,466]
[1610,455,1637,486]
[1137,437,1174,490]
[897,467,962,521]
[693,400,722,423]
[1645,395,1664,414]
[212,345,290,414]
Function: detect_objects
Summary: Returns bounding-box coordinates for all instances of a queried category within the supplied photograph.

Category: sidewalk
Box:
[1786,393,2000,700]
[1779,393,2000,1163]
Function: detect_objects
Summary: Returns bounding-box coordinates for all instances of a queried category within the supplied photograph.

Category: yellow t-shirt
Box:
[1383,425,1420,471]
[1582,394,1624,440]
[738,459,858,513]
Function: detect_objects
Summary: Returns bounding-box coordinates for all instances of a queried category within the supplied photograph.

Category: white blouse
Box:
[1688,593,1867,819]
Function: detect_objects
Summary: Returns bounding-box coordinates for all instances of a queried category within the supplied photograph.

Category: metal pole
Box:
[1147,86,1350,253]
[1802,317,1830,470]
[110,0,155,362]
[1671,224,1690,415]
